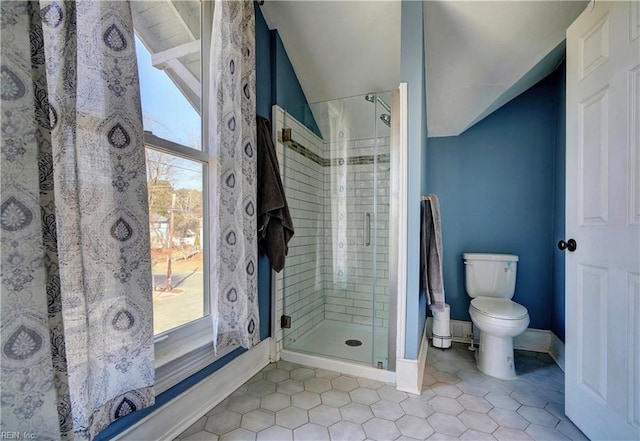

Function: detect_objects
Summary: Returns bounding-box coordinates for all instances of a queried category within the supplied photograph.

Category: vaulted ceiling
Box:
[260,1,587,138]
[132,1,587,139]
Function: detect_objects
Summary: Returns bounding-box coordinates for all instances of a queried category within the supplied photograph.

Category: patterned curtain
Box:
[209,0,259,352]
[1,2,154,439]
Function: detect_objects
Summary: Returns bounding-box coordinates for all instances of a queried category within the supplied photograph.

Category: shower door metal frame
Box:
[386,87,402,372]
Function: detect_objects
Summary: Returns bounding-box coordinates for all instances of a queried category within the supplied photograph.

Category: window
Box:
[145,141,205,335]
[132,1,233,392]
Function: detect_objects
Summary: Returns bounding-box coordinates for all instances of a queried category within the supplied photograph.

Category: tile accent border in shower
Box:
[285,139,390,167]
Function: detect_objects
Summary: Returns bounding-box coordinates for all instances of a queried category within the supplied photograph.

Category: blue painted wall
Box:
[271,31,322,137]
[426,68,565,331]
[256,7,321,334]
[255,1,273,340]
[400,0,428,359]
[255,2,272,121]
[551,62,566,341]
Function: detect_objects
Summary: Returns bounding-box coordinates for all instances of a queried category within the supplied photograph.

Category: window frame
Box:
[135,0,238,394]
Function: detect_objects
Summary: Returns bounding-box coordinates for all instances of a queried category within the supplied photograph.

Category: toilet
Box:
[464,253,529,379]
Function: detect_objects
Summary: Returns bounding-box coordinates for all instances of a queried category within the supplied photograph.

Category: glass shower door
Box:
[371,91,392,369]
[278,92,391,369]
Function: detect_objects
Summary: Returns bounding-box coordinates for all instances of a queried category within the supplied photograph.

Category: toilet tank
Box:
[464,253,519,299]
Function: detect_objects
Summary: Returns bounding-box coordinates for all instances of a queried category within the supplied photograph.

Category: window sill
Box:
[154,318,238,394]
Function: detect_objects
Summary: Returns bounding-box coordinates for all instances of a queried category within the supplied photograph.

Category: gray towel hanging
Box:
[421,194,445,311]
[256,116,294,272]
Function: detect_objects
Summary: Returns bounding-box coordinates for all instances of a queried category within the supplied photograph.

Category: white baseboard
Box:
[280,349,395,383]
[426,318,566,371]
[427,318,555,354]
[513,327,551,353]
[549,332,565,372]
[114,338,271,441]
[426,318,473,344]
[396,324,429,395]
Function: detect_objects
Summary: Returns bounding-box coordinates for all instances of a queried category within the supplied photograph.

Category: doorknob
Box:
[558,239,577,252]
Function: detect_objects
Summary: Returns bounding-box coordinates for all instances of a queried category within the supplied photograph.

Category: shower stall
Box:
[272,90,397,377]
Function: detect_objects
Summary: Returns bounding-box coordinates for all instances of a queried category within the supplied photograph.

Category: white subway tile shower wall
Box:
[272,106,390,361]
[322,143,389,331]
[277,108,325,347]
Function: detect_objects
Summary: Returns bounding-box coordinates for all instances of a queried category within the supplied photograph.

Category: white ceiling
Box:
[259,0,587,138]
[424,1,586,136]
[260,1,401,105]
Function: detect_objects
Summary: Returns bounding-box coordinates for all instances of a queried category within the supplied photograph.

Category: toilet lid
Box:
[470,297,528,320]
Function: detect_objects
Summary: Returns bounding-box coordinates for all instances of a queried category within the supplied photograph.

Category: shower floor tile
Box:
[286,320,388,366]
[174,343,588,441]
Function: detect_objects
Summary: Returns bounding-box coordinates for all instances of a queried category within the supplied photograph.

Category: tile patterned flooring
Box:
[174,343,588,441]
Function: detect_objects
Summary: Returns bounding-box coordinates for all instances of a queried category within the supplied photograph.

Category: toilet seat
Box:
[470,297,528,320]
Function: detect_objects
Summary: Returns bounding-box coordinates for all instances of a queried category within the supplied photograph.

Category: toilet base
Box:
[476,332,516,379]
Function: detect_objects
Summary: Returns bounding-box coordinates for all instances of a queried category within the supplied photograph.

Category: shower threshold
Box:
[282,320,394,383]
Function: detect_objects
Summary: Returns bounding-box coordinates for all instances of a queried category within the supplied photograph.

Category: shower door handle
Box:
[364,213,371,246]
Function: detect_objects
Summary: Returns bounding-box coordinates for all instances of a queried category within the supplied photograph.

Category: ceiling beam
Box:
[151,39,201,70]
[166,59,201,103]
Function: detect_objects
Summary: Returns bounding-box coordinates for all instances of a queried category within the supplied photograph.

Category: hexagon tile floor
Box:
[174,343,588,441]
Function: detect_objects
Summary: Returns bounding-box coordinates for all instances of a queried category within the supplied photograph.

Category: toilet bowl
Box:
[464,253,530,379]
[469,297,529,379]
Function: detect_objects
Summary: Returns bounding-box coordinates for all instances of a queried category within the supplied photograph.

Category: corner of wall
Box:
[549,331,565,371]
[400,0,427,362]
[269,30,321,138]
[396,323,428,394]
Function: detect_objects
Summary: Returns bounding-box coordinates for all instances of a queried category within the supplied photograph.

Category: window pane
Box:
[146,148,205,335]
[132,1,206,335]
[132,1,202,150]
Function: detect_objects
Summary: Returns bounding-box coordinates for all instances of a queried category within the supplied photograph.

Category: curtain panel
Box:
[1,2,154,439]
[209,0,259,352]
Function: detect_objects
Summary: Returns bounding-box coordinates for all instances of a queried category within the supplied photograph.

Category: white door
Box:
[566,1,640,440]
